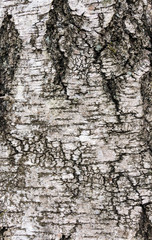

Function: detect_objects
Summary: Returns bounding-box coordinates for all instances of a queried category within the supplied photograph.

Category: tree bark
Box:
[0,0,152,239]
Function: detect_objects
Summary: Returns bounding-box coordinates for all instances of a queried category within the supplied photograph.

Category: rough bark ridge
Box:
[45,0,84,99]
[0,13,22,129]
[0,0,151,240]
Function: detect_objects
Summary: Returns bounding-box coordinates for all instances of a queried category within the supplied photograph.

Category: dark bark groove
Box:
[0,13,22,129]
[45,0,84,99]
[138,203,152,240]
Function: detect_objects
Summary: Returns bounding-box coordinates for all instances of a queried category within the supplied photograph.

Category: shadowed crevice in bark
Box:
[93,0,151,122]
[105,76,120,120]
[60,234,71,240]
[0,226,14,240]
[93,43,121,122]
[0,13,22,129]
[138,204,152,240]
[45,0,83,99]
[0,227,8,240]
[93,6,126,120]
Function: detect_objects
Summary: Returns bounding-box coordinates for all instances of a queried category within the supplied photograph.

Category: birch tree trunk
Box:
[0,0,152,239]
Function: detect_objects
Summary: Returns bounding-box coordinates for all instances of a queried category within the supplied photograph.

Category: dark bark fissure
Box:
[0,13,22,129]
[93,8,127,120]
[93,0,151,123]
[0,227,8,240]
[126,0,134,4]
[106,76,120,119]
[60,234,71,240]
[93,41,122,122]
[45,0,83,99]
[0,226,14,240]
[91,1,152,232]
[0,13,23,194]
[138,203,152,240]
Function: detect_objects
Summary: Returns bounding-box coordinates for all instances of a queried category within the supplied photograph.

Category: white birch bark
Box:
[0,0,152,239]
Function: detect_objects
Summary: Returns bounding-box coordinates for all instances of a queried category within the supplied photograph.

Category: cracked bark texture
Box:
[0,0,151,240]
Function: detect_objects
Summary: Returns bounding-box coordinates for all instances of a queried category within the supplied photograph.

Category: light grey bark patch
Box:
[0,1,151,239]
[0,13,22,130]
[140,11,152,154]
[45,0,84,99]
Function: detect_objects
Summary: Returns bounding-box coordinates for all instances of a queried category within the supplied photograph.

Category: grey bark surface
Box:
[0,0,152,239]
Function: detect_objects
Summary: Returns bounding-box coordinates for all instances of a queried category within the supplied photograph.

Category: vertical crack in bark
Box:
[0,13,22,129]
[106,76,120,119]
[94,0,151,123]
[93,43,121,121]
[139,203,152,240]
[45,0,83,99]
[94,9,125,120]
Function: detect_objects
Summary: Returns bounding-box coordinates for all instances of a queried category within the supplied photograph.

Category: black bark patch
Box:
[126,0,134,5]
[60,234,71,240]
[0,13,22,129]
[45,0,83,99]
[0,226,14,240]
[0,227,9,240]
[106,77,120,114]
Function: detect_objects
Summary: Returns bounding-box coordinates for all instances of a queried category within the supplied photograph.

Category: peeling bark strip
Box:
[0,13,22,129]
[45,0,83,98]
